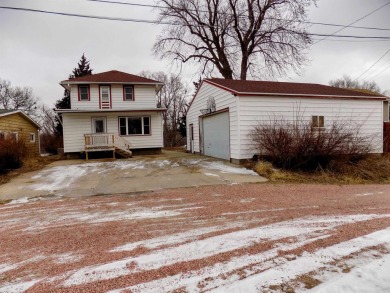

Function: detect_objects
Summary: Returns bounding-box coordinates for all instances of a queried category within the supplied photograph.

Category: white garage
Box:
[201,111,230,160]
[186,78,387,164]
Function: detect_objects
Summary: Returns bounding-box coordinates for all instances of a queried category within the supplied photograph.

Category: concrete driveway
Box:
[0,151,266,201]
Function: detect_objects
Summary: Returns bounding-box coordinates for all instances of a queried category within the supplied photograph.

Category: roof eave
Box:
[54,108,168,113]
[204,80,385,100]
[60,81,164,86]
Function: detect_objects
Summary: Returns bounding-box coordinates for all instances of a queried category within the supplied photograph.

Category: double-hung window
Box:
[119,116,151,135]
[312,115,325,128]
[78,85,90,101]
[123,85,134,101]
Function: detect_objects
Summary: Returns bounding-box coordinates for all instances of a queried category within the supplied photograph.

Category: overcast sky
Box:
[1,0,390,106]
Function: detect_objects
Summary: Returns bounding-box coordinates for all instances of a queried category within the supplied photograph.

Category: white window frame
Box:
[100,86,111,102]
[119,116,151,136]
[30,133,36,143]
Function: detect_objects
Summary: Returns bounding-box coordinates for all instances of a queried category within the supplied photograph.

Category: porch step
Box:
[115,147,132,158]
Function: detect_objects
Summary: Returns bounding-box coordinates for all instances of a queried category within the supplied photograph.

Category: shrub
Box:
[250,117,372,171]
[40,133,63,155]
[0,138,28,174]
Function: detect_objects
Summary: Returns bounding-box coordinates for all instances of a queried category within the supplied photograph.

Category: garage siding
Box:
[237,96,384,160]
[62,112,163,153]
[186,82,239,159]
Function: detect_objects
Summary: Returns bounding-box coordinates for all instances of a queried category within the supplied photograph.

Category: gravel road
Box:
[1,183,390,292]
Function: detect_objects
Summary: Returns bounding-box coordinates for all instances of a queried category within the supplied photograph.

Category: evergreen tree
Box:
[55,54,93,135]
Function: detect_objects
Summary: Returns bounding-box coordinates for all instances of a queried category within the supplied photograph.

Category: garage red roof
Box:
[61,70,161,84]
[206,78,385,98]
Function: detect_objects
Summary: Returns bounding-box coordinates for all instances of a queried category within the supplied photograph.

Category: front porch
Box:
[84,133,132,159]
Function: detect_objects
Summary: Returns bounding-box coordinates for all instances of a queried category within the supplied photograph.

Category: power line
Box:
[313,1,390,45]
[87,0,390,32]
[2,5,390,41]
[354,48,390,81]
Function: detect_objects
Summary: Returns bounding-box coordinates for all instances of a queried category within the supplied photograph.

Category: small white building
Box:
[186,79,388,163]
[56,70,165,158]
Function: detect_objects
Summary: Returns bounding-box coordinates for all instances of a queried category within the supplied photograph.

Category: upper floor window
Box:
[78,85,90,101]
[312,115,325,128]
[123,85,134,101]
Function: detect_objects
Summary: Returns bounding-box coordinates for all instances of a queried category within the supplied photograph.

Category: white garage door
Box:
[202,111,230,160]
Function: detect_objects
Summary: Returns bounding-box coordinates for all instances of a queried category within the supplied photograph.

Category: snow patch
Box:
[63,214,390,287]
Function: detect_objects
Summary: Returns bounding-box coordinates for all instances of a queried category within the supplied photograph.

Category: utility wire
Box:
[2,5,390,41]
[354,48,390,81]
[313,1,390,45]
[87,0,390,32]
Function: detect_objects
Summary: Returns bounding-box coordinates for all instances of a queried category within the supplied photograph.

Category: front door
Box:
[92,117,107,134]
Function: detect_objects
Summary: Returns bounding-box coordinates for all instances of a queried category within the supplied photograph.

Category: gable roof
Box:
[205,78,386,99]
[0,110,40,129]
[61,70,162,85]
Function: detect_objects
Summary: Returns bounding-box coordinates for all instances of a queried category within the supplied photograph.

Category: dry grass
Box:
[253,154,390,184]
[0,155,62,186]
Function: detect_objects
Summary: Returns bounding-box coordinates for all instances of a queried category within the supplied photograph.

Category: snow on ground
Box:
[21,207,184,232]
[64,214,390,287]
[310,254,390,293]
[0,280,41,293]
[199,161,258,175]
[212,228,390,293]
[24,158,256,194]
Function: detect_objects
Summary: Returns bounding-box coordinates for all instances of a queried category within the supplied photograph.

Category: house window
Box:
[9,132,18,141]
[123,86,134,101]
[119,116,151,135]
[312,116,325,128]
[78,85,90,101]
[30,133,36,143]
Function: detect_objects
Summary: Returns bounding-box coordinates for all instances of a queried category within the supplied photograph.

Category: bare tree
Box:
[140,71,189,146]
[329,75,385,95]
[154,0,315,80]
[0,78,38,117]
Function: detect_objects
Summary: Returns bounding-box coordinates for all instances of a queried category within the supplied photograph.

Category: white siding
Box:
[62,112,163,153]
[186,82,239,159]
[238,96,384,159]
[70,85,157,110]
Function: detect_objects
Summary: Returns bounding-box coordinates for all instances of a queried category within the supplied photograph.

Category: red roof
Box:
[61,70,161,84]
[206,78,384,98]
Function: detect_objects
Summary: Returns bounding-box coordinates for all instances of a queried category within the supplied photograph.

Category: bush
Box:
[0,138,28,174]
[251,117,372,171]
[40,133,63,155]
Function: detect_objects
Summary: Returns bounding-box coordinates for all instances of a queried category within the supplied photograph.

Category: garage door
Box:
[202,111,230,160]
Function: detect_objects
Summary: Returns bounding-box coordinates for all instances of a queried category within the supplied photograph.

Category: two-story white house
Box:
[56,70,165,159]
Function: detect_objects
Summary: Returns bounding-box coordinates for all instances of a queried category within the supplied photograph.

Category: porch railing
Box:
[84,133,131,152]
